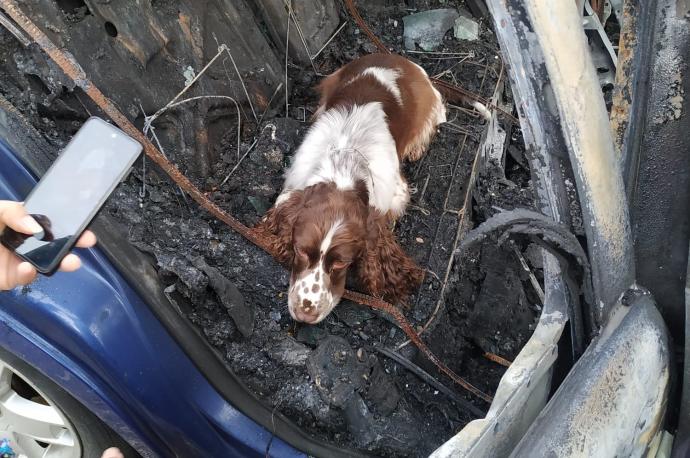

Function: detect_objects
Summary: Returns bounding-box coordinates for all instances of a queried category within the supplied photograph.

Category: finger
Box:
[0,201,42,234]
[15,261,37,286]
[59,254,82,272]
[75,230,97,248]
[100,448,124,458]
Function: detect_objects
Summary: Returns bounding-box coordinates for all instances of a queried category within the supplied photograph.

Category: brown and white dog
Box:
[256,54,446,323]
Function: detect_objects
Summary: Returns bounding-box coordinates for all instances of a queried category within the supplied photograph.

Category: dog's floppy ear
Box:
[253,191,304,265]
[355,211,423,302]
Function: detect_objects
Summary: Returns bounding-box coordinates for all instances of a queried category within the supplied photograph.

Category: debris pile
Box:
[0,0,542,456]
[118,0,540,454]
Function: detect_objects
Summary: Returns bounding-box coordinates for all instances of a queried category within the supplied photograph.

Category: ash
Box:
[0,0,542,455]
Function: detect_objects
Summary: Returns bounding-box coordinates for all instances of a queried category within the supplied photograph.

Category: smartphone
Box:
[0,117,142,275]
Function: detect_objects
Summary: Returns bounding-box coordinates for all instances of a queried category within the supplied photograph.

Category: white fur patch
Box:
[431,86,447,124]
[360,67,403,105]
[320,219,343,253]
[281,103,405,216]
[289,265,331,308]
[390,178,410,217]
[342,67,403,105]
[275,190,293,206]
[288,219,343,323]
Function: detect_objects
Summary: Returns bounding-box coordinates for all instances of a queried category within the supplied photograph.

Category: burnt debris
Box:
[0,0,543,456]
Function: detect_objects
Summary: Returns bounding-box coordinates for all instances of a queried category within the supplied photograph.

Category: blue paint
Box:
[0,140,305,458]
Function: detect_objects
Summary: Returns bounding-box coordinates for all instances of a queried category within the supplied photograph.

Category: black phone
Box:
[0,117,142,275]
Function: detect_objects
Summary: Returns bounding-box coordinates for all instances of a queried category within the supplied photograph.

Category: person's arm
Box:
[0,201,96,290]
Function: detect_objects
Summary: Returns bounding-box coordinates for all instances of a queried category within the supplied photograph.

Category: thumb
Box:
[0,201,43,235]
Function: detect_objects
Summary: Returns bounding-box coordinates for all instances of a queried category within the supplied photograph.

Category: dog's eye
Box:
[331,260,351,271]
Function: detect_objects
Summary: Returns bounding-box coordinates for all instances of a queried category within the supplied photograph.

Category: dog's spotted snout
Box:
[288,275,334,324]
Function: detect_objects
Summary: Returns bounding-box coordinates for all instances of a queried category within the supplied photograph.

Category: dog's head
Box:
[256,181,423,324]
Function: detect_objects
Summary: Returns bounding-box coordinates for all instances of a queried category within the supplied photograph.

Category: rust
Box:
[116,35,149,68]
[483,352,512,367]
[0,0,492,403]
[610,0,637,157]
[194,119,210,177]
[253,86,269,111]
[575,0,604,21]
[178,13,194,46]
[343,0,390,55]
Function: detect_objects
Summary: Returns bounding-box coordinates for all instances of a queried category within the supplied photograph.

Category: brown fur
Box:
[355,211,424,303]
[254,191,304,265]
[316,53,441,162]
[255,182,423,306]
[256,54,443,319]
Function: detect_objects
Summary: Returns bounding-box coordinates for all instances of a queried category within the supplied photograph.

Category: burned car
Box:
[0,0,686,457]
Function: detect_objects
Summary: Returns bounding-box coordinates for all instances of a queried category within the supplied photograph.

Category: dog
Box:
[255,53,446,323]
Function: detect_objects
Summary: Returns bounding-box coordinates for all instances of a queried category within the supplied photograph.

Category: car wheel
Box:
[0,347,136,458]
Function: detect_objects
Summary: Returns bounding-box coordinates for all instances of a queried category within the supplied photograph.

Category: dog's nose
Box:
[293,302,321,323]
[288,289,320,322]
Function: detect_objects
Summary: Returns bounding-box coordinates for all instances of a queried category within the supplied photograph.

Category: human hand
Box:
[101,447,124,458]
[0,201,96,290]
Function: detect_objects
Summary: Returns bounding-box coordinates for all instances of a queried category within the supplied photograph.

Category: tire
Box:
[0,345,138,458]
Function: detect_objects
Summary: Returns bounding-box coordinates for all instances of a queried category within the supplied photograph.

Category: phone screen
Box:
[2,118,142,273]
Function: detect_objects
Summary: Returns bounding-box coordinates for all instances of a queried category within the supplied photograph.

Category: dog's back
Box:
[316,53,446,161]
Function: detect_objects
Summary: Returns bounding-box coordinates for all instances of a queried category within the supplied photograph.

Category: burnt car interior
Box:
[0,0,689,456]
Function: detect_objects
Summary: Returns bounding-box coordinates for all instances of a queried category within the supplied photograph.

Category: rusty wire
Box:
[0,0,492,403]
[483,352,512,367]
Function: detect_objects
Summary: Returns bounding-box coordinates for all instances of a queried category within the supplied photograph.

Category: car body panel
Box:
[511,294,670,458]
[0,140,304,458]
[434,0,673,456]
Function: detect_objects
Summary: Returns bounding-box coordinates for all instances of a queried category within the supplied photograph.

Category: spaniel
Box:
[255,53,446,323]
